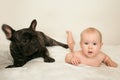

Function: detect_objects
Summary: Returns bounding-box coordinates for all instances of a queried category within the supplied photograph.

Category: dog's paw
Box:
[44,57,55,62]
[6,65,15,68]
[63,44,69,49]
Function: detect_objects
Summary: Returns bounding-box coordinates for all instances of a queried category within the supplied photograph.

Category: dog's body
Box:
[2,19,68,68]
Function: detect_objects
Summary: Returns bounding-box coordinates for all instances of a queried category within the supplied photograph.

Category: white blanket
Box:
[0,45,120,80]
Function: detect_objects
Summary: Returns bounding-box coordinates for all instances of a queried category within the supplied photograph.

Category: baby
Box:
[65,27,118,67]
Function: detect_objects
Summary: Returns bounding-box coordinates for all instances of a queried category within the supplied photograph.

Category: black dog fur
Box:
[2,19,68,68]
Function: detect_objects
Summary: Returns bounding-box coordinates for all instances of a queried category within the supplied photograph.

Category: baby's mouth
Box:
[88,51,93,54]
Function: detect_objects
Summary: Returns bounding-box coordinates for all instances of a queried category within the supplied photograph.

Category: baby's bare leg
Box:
[66,31,75,52]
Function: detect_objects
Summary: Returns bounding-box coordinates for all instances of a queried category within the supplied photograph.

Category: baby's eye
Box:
[85,42,88,45]
[93,43,97,45]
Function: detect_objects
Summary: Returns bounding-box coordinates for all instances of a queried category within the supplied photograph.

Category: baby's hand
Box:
[104,57,118,67]
[70,56,80,66]
[106,60,118,67]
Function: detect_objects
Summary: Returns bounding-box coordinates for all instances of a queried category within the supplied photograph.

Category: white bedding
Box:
[0,45,120,80]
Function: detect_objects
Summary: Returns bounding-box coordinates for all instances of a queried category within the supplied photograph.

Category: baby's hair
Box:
[81,27,102,42]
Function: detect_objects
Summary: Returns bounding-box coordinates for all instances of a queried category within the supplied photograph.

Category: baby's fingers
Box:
[71,61,77,65]
[106,61,118,67]
[71,58,80,65]
[110,63,117,67]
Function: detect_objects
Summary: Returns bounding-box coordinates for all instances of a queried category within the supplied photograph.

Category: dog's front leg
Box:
[44,56,55,62]
[41,47,55,62]
[45,36,68,48]
[6,54,27,68]
[38,32,68,48]
[6,59,27,68]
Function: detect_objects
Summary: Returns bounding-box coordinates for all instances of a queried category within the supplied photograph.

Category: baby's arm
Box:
[103,55,118,67]
[66,31,75,52]
[65,31,80,65]
[65,53,73,63]
[65,53,80,65]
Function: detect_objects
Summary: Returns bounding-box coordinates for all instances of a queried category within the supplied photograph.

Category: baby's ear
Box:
[101,42,103,46]
[2,24,15,40]
[100,42,103,48]
[80,42,82,48]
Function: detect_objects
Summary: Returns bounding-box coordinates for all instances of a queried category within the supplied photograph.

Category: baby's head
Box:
[80,27,103,58]
[81,27,102,42]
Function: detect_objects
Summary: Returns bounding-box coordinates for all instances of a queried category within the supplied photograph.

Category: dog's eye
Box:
[22,39,29,43]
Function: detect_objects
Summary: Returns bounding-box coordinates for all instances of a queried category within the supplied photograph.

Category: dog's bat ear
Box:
[2,24,15,40]
[29,19,37,31]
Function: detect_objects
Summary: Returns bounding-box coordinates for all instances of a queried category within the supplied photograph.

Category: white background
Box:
[0,0,120,46]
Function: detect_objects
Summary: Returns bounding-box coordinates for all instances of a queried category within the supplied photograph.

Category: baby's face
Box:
[80,32,102,58]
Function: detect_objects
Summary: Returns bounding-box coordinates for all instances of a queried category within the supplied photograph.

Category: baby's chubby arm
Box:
[65,31,80,65]
[103,55,118,67]
[65,52,80,65]
[66,31,75,52]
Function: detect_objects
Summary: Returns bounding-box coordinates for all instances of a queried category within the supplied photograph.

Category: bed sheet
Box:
[0,45,120,80]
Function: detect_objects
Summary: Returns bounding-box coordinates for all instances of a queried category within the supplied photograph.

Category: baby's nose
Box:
[88,44,93,49]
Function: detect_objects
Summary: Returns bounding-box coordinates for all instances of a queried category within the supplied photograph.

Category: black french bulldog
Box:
[2,19,68,68]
